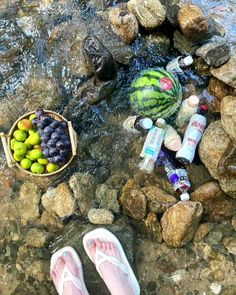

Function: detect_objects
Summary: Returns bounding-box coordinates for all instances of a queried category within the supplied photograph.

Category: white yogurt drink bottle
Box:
[176,105,207,164]
[176,95,200,128]
[166,55,193,74]
[139,118,166,173]
[163,124,182,151]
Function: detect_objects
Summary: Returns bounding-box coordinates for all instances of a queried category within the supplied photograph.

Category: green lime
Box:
[20,158,32,169]
[28,129,36,135]
[13,153,25,162]
[38,158,49,165]
[13,130,27,142]
[25,151,31,159]
[29,114,37,121]
[29,149,43,161]
[27,133,41,145]
[24,138,33,150]
[31,163,44,174]
[10,138,18,150]
[13,142,27,156]
[46,163,59,173]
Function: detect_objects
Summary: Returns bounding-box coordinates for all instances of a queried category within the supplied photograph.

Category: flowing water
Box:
[0,0,236,294]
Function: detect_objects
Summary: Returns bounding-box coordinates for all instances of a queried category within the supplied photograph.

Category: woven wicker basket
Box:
[0,110,77,177]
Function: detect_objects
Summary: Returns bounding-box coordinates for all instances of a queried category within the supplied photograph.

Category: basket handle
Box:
[0,133,14,168]
[68,122,77,156]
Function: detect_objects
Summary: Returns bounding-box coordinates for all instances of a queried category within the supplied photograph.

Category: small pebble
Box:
[87,208,114,225]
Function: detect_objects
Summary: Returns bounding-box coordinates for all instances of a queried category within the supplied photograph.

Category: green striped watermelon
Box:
[129,68,182,119]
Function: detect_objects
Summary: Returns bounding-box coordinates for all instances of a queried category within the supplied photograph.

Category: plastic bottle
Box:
[139,118,166,173]
[166,55,193,74]
[176,95,200,128]
[163,124,182,152]
[157,150,191,201]
[176,105,207,165]
[123,116,153,134]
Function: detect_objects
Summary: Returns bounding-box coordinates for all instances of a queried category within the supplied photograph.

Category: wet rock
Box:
[207,77,234,112]
[42,183,76,218]
[161,201,203,247]
[186,164,212,191]
[122,188,147,220]
[87,208,114,225]
[25,260,49,282]
[143,213,162,243]
[232,216,236,231]
[39,210,63,232]
[119,178,138,204]
[177,5,208,41]
[173,30,199,55]
[218,144,236,198]
[108,4,139,44]
[196,36,231,68]
[206,231,223,246]
[24,229,51,248]
[18,182,41,225]
[211,50,236,88]
[221,96,236,141]
[142,186,177,214]
[191,182,236,221]
[69,172,97,216]
[83,35,117,81]
[95,184,120,214]
[199,120,231,179]
[212,269,225,282]
[127,0,166,30]
[142,32,171,56]
[16,16,38,37]
[210,283,222,295]
[193,223,214,242]
[222,237,236,255]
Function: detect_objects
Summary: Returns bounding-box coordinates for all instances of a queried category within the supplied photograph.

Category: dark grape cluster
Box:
[33,108,71,164]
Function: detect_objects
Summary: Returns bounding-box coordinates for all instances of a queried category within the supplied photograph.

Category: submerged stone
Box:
[95,184,120,214]
[221,96,236,142]
[87,208,115,225]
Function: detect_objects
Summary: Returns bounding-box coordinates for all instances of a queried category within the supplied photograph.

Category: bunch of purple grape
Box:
[32,109,71,164]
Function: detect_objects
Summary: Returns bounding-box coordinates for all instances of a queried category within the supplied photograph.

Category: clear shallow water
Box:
[0,0,236,294]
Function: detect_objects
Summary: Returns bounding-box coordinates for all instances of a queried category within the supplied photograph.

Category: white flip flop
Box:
[50,246,89,295]
[83,228,140,295]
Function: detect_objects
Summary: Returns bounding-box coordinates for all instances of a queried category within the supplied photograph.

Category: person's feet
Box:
[86,238,135,295]
[50,252,84,295]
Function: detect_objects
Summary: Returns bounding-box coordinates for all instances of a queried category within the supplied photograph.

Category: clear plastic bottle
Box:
[166,55,193,74]
[163,124,182,152]
[123,116,153,134]
[139,118,166,174]
[176,105,207,165]
[176,95,200,128]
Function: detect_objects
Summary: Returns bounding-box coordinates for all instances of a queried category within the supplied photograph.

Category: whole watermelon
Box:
[129,68,182,119]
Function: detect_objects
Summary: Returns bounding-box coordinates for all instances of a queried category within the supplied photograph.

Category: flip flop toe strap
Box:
[95,249,129,277]
[58,266,82,295]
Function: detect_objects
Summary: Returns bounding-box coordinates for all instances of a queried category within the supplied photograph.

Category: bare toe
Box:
[54,257,64,275]
[62,252,79,276]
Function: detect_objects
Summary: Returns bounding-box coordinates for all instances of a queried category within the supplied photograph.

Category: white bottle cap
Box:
[183,56,193,66]
[139,118,153,130]
[187,95,199,107]
[166,137,182,151]
[156,118,166,127]
[180,192,190,201]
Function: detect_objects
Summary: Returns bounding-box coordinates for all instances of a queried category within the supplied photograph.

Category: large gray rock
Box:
[221,96,236,142]
[211,50,236,88]
[177,5,208,41]
[42,183,76,218]
[196,36,231,68]
[18,182,41,225]
[108,4,139,44]
[199,120,231,179]
[173,30,199,55]
[161,201,203,247]
[95,184,120,213]
[69,172,97,216]
[127,0,166,30]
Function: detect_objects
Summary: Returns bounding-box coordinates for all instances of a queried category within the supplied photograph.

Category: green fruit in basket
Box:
[17,119,33,131]
[25,151,31,159]
[34,145,41,150]
[20,158,32,169]
[46,163,59,173]
[31,163,44,174]
[13,130,27,142]
[13,153,25,162]
[29,149,43,161]
[10,138,18,150]
[14,142,27,156]
[29,114,37,121]
[28,133,41,145]
[29,129,37,135]
[38,158,49,165]
[24,138,32,150]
